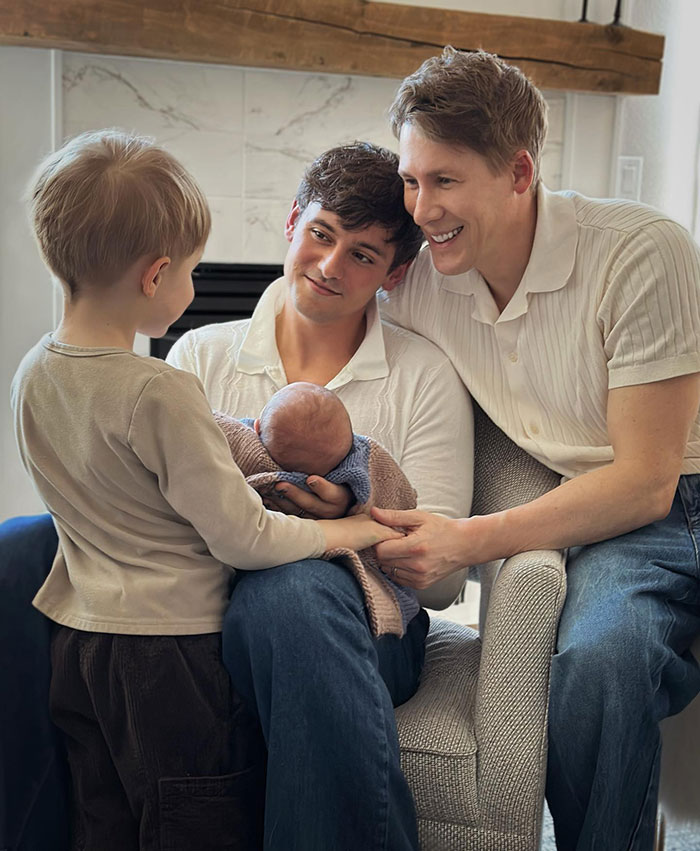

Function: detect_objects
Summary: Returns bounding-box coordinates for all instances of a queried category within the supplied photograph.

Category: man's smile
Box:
[306,275,341,296]
[427,226,463,245]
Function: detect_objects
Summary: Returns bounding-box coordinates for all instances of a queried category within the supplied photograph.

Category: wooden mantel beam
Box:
[0,0,664,95]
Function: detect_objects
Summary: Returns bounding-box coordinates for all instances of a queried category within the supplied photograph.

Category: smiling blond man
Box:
[375,47,700,851]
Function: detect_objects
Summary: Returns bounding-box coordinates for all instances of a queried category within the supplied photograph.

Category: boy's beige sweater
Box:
[11,335,324,635]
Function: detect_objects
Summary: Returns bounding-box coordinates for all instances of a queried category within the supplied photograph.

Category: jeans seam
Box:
[677,479,700,575]
[626,740,661,851]
[369,644,391,851]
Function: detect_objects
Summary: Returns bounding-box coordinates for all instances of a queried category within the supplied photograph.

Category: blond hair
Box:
[389,47,548,186]
[29,129,210,294]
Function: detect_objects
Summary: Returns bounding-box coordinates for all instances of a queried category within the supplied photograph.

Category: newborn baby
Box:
[253,382,354,477]
[213,384,419,636]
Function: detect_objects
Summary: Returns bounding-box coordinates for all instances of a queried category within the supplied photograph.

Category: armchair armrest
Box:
[474,549,566,836]
[468,401,567,837]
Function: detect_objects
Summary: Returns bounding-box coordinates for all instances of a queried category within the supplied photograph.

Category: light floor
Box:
[540,807,700,851]
[427,578,480,629]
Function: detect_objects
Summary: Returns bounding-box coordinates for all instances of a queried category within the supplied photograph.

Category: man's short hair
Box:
[295,142,424,270]
[29,129,210,295]
[389,47,548,186]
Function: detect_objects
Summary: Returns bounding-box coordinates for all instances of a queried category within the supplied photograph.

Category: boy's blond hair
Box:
[389,47,548,187]
[29,129,210,294]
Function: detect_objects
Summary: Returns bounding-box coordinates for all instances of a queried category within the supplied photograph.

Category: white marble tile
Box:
[244,69,400,199]
[541,142,563,190]
[62,53,244,198]
[204,196,244,263]
[134,333,151,356]
[544,92,567,144]
[242,198,294,264]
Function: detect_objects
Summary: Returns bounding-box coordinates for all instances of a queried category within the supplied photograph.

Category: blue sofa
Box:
[0,514,69,851]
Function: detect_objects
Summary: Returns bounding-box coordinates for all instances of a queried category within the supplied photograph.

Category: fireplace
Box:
[150,262,284,359]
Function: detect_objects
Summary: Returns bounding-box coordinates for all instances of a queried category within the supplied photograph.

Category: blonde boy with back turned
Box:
[10,129,397,851]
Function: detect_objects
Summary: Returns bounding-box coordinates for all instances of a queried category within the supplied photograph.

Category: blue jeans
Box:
[222,558,428,851]
[546,474,700,851]
[0,514,69,851]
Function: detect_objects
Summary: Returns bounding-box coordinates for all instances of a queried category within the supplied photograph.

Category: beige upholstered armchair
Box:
[395,402,567,851]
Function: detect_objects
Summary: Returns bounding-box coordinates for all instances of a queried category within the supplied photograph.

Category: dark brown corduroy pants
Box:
[50,626,265,851]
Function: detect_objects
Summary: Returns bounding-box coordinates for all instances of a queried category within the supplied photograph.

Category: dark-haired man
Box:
[374,47,700,851]
[167,141,474,850]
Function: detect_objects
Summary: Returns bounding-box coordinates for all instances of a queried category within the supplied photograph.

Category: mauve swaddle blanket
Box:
[214,412,419,637]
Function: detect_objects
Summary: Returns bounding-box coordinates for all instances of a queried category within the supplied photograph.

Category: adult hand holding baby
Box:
[267,477,353,518]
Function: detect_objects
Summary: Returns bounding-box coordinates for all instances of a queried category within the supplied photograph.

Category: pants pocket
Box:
[159,762,264,851]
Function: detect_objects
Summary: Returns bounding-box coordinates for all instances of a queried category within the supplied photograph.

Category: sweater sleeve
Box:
[128,368,325,569]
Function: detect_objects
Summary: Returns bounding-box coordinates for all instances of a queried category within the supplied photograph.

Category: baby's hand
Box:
[318,514,404,553]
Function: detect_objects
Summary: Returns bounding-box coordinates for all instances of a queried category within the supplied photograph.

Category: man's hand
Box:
[371,507,470,590]
[264,477,353,519]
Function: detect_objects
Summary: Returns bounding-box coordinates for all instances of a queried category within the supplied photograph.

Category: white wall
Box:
[617,0,700,232]
[0,47,57,521]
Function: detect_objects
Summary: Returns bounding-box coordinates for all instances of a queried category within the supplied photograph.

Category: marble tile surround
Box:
[62,52,566,264]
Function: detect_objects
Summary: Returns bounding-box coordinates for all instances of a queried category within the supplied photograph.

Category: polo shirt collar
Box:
[235,276,389,388]
[438,183,578,324]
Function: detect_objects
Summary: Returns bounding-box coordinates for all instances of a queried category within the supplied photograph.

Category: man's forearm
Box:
[463,461,677,565]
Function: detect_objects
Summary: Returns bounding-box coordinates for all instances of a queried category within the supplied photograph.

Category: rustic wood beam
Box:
[0,0,664,95]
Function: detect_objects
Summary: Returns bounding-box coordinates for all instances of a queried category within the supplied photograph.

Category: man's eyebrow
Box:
[399,167,449,178]
[309,216,388,259]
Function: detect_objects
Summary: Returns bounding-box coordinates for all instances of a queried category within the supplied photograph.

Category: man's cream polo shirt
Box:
[380,185,700,479]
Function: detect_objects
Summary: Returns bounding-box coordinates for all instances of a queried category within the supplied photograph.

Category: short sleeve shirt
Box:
[380,185,700,479]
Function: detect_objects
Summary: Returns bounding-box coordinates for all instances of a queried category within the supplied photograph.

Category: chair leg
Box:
[654,809,666,851]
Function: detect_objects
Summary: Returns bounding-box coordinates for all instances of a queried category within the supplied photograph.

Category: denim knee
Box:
[556,607,654,679]
[224,559,366,649]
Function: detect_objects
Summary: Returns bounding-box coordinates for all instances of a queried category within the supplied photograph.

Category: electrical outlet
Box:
[615,156,644,201]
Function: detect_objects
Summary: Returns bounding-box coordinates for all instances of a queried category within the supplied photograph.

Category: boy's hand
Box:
[267,478,353,519]
[318,514,404,553]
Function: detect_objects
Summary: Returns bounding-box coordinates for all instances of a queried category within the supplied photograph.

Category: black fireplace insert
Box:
[150,262,283,360]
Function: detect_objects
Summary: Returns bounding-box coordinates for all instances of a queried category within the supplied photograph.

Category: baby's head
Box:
[255,382,353,476]
[28,128,210,298]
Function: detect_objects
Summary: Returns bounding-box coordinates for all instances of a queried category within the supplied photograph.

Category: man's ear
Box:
[141,256,170,299]
[382,258,413,293]
[512,150,535,195]
[284,200,302,244]
[253,418,261,435]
